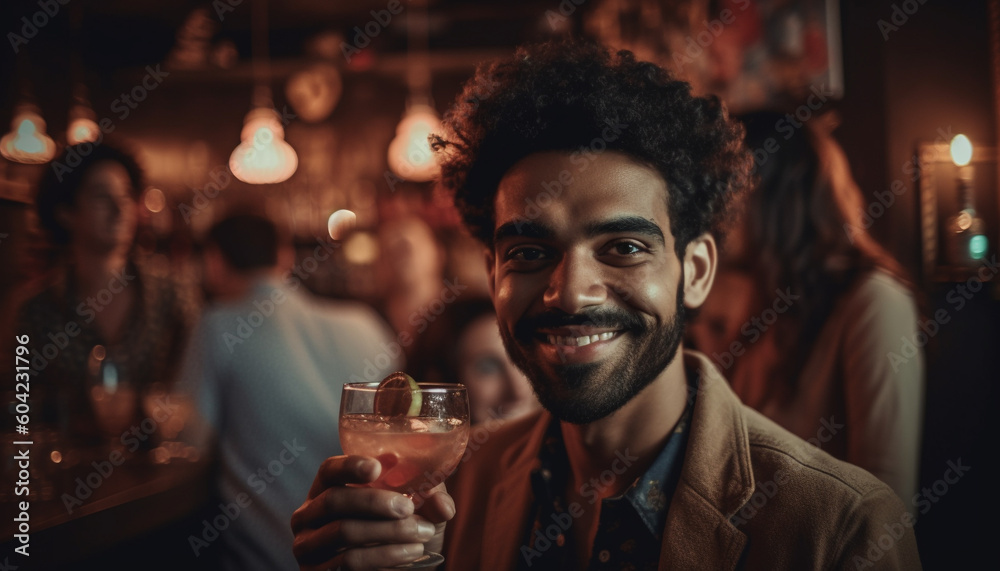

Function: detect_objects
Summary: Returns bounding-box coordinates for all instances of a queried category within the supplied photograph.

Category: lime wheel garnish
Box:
[373,372,422,417]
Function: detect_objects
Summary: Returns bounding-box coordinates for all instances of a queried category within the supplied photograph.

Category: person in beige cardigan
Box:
[690,111,924,505]
[290,41,921,570]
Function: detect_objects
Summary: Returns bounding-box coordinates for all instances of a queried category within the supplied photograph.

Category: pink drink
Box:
[340,415,470,492]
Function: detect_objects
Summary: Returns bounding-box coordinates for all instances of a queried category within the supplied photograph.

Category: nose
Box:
[542,251,607,313]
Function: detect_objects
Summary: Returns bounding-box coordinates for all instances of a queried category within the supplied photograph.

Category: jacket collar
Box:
[479,350,755,570]
[658,351,755,570]
[481,408,552,570]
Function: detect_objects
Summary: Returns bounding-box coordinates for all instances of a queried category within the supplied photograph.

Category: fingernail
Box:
[416,520,435,541]
[401,543,425,558]
[391,495,414,517]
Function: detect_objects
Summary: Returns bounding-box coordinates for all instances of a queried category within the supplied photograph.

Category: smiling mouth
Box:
[543,331,619,347]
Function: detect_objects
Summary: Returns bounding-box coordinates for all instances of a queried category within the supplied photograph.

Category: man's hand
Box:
[291,455,455,571]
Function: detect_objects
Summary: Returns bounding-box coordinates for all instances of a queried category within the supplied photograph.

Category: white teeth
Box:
[545,332,617,346]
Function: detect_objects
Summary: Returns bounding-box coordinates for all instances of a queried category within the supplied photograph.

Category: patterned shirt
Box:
[518,381,696,570]
[16,257,198,446]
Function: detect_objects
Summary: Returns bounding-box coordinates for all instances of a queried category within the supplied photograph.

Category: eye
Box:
[605,240,649,257]
[508,246,548,261]
[613,242,643,256]
[599,240,652,266]
[473,357,502,377]
[503,245,553,270]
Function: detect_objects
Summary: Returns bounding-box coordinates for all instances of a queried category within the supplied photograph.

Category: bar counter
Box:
[2,448,214,570]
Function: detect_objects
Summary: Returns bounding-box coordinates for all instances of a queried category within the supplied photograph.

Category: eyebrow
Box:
[494,220,553,243]
[493,215,665,246]
[584,216,666,246]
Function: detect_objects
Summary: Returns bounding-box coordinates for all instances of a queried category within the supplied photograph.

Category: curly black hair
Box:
[433,40,752,257]
[36,142,144,245]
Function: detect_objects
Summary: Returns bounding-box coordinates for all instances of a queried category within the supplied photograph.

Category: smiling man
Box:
[291,41,921,570]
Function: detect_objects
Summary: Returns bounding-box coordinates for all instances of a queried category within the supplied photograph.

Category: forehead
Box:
[493,151,671,238]
[80,161,133,193]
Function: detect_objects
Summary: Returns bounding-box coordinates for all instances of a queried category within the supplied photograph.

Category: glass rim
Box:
[343,381,467,393]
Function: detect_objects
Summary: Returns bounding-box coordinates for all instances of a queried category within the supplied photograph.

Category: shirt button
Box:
[598,549,610,562]
[541,469,552,481]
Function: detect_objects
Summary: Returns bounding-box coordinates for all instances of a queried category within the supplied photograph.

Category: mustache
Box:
[513,307,646,340]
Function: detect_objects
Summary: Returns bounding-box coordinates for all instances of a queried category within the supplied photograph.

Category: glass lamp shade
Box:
[67,104,100,145]
[950,134,972,166]
[1,107,56,164]
[67,117,100,145]
[229,107,298,184]
[387,105,441,182]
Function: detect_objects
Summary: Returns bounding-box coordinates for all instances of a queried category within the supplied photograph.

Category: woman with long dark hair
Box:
[17,142,197,449]
[692,111,924,503]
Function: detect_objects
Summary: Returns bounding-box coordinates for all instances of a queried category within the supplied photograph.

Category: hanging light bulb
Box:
[1,105,56,164]
[67,103,100,145]
[387,104,441,182]
[229,0,297,185]
[229,107,298,184]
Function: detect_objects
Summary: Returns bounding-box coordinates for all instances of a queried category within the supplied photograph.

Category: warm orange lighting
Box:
[144,187,166,213]
[328,209,357,240]
[67,117,100,145]
[67,101,100,145]
[343,231,379,265]
[229,108,298,184]
[950,134,973,167]
[1,108,56,164]
[387,105,441,182]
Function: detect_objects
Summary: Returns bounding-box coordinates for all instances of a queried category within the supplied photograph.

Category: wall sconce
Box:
[945,134,988,266]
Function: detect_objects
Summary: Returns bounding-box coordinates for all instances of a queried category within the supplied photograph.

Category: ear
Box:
[484,247,497,299]
[681,233,717,309]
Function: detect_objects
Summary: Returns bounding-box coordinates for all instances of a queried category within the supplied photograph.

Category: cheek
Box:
[495,272,548,318]
[615,264,678,320]
[119,201,139,224]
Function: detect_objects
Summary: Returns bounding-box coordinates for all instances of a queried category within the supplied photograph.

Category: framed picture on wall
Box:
[705,0,845,113]
[584,0,844,112]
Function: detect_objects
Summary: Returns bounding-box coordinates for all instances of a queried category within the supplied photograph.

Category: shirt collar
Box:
[614,378,695,538]
[532,374,697,540]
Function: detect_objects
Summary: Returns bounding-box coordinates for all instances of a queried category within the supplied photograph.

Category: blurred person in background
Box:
[689,111,924,503]
[376,214,446,347]
[181,212,399,571]
[409,296,539,424]
[16,142,197,448]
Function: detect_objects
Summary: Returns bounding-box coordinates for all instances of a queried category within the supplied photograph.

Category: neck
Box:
[561,348,689,500]
[215,268,277,301]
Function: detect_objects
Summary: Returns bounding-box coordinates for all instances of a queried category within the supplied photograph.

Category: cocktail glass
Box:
[87,345,136,455]
[340,381,470,569]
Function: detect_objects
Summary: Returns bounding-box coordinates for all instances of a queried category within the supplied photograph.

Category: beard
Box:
[499,284,686,424]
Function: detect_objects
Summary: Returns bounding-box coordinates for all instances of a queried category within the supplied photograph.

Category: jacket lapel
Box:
[481,411,551,570]
[658,352,756,570]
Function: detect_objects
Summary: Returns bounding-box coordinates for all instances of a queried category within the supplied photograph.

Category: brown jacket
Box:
[443,351,922,570]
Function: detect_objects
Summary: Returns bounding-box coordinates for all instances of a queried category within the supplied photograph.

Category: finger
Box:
[293,516,436,564]
[411,485,455,556]
[299,542,424,571]
[413,484,456,525]
[291,487,413,534]
[307,456,381,500]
